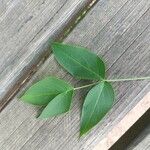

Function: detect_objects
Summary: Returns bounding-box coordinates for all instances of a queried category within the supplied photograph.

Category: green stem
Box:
[104,76,150,82]
[74,76,150,90]
[74,81,99,90]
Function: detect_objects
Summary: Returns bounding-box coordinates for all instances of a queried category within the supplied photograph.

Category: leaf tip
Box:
[17,96,23,101]
[19,95,26,102]
[79,131,83,138]
[37,115,42,119]
[79,129,87,138]
[19,94,31,104]
[51,42,61,49]
[37,114,47,119]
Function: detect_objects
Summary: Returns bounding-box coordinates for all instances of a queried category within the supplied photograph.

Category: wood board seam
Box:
[0,0,98,111]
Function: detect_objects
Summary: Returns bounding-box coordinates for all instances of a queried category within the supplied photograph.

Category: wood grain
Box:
[0,0,95,109]
[127,124,150,150]
[0,0,150,149]
[93,92,150,150]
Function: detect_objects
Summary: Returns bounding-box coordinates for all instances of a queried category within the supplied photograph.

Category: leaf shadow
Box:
[35,106,45,118]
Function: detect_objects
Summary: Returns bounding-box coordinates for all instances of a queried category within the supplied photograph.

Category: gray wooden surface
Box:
[127,125,150,150]
[0,0,150,150]
[0,0,95,109]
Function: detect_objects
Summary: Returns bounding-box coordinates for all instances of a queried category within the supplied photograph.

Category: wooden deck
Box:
[0,0,150,149]
[127,123,150,150]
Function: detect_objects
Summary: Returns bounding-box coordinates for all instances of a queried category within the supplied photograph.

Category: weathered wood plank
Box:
[0,0,95,109]
[127,125,150,150]
[0,0,150,149]
[110,108,150,150]
[93,93,150,150]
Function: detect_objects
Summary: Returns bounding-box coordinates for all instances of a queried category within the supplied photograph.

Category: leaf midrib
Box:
[23,93,59,98]
[61,51,101,79]
[83,82,105,130]
[39,90,73,118]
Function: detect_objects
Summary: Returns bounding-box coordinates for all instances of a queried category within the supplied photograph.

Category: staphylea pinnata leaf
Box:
[80,81,115,136]
[39,90,74,118]
[19,41,147,137]
[21,76,73,106]
[51,42,105,80]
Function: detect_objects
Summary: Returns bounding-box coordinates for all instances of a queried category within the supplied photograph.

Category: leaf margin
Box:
[51,42,106,80]
[80,81,115,136]
[38,89,74,119]
[20,76,73,106]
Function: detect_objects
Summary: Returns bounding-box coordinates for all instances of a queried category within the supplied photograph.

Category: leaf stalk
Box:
[104,76,150,82]
[74,81,99,90]
[74,76,150,90]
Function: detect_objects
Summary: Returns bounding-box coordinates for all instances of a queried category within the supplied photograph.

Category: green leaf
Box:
[51,42,105,80]
[21,77,73,106]
[38,90,74,118]
[80,82,115,136]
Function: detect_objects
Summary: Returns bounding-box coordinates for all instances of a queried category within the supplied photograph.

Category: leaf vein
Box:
[61,51,101,79]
